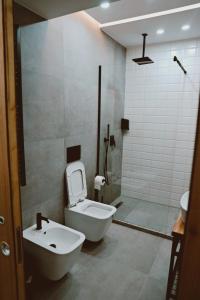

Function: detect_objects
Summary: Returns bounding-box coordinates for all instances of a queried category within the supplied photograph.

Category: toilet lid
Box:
[66,161,87,206]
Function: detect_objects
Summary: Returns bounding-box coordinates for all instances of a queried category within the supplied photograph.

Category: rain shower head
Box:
[132,33,154,65]
[133,56,153,65]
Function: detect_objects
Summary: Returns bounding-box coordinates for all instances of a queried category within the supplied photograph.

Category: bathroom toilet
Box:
[64,161,116,242]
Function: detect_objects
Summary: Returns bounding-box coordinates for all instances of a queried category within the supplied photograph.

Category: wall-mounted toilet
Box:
[64,161,116,242]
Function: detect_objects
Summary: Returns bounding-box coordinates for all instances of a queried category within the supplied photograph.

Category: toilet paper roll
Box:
[94,176,105,191]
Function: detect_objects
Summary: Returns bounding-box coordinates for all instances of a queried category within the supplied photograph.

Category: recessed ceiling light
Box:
[157,29,165,35]
[181,24,190,31]
[100,1,110,9]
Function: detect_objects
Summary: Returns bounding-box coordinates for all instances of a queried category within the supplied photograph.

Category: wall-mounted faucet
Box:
[36,213,49,230]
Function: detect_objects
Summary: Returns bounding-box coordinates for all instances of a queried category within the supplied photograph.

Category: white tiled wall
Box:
[122,39,200,208]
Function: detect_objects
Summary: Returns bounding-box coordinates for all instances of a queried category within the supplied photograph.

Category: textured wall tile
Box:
[21,18,64,77]
[20,12,126,225]
[21,138,65,212]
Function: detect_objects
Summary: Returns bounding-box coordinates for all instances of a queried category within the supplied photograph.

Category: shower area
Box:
[100,38,200,236]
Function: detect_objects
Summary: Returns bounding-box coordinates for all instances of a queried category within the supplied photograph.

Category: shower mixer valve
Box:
[110,135,116,147]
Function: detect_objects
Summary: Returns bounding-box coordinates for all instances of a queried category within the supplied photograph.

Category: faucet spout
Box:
[36,213,49,230]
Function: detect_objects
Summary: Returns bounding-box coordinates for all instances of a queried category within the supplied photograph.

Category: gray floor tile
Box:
[113,196,180,235]
[115,204,132,219]
[28,224,170,300]
[150,239,172,282]
[122,196,141,208]
[138,277,167,300]
[125,201,168,231]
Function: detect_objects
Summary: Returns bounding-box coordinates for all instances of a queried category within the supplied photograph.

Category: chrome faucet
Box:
[36,213,49,230]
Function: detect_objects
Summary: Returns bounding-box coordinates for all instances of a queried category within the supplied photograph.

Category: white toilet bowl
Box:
[64,161,116,242]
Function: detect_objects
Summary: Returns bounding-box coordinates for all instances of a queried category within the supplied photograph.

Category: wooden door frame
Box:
[0,0,25,299]
[178,101,200,299]
[0,1,17,298]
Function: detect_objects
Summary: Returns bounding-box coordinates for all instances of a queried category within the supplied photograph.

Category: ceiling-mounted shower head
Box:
[132,33,154,65]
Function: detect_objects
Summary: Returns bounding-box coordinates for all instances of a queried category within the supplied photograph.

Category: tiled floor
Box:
[112,196,180,235]
[27,224,171,300]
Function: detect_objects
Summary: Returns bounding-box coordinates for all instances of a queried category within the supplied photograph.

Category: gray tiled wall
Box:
[20,12,126,228]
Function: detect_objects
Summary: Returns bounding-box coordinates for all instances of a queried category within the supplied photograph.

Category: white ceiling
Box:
[87,0,200,47]
[87,0,200,23]
[14,0,119,19]
[101,8,200,47]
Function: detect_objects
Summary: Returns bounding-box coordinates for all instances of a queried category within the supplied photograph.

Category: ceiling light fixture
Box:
[181,24,190,31]
[100,3,200,28]
[100,1,110,9]
[157,29,165,35]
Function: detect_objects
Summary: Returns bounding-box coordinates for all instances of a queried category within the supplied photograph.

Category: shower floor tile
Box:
[113,196,180,235]
[113,196,139,220]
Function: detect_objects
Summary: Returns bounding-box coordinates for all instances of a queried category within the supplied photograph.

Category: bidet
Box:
[23,220,85,280]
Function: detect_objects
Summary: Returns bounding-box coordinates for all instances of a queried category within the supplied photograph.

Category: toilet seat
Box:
[69,199,116,220]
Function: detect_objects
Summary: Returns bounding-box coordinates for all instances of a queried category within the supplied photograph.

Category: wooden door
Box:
[0,0,25,299]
